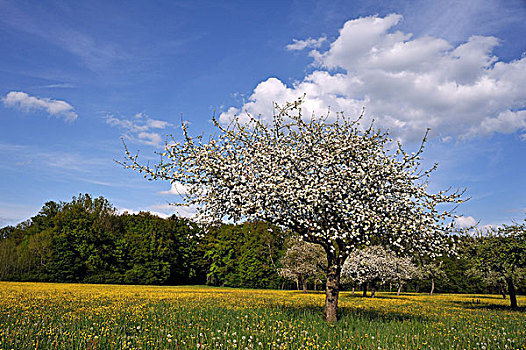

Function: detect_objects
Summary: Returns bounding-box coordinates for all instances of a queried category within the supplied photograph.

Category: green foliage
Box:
[474,222,526,278]
[2,194,526,298]
[200,222,288,289]
[468,221,526,308]
[0,195,289,288]
[0,194,205,285]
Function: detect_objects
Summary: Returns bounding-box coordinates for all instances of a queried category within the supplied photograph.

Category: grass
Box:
[0,282,525,349]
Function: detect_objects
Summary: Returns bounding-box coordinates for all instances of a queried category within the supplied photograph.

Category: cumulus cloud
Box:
[2,91,78,122]
[137,132,163,146]
[286,36,326,51]
[221,14,526,141]
[159,182,190,195]
[454,215,478,228]
[106,113,172,146]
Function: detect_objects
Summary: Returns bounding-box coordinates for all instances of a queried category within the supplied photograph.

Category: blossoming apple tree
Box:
[342,245,420,297]
[278,237,327,293]
[122,98,465,322]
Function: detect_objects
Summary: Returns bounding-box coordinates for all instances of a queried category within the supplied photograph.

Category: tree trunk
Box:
[296,278,299,291]
[351,286,355,295]
[397,283,402,296]
[324,255,341,322]
[506,277,518,310]
[389,282,392,293]
[370,281,377,298]
[362,282,368,297]
[499,284,506,299]
[302,277,307,294]
[430,277,435,296]
[314,280,317,291]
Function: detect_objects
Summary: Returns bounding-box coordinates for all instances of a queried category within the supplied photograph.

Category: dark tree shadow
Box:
[273,303,431,323]
[337,305,431,323]
[450,300,526,312]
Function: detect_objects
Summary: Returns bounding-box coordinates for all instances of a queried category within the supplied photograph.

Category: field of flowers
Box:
[0,282,524,349]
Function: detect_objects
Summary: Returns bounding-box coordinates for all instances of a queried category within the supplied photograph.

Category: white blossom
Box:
[122,97,465,320]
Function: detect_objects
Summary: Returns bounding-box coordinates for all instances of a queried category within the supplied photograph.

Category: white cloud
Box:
[175,205,199,218]
[286,36,326,51]
[106,113,172,146]
[159,182,189,195]
[40,83,75,89]
[118,207,171,219]
[137,132,163,146]
[119,202,198,219]
[150,203,198,219]
[2,91,78,122]
[471,224,500,236]
[106,116,146,132]
[221,14,526,141]
[454,215,478,228]
[469,110,526,137]
[146,119,170,129]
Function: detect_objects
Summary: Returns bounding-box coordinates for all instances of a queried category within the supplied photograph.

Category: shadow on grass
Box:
[339,292,422,302]
[338,305,430,323]
[273,303,430,323]
[450,300,526,312]
[460,295,509,300]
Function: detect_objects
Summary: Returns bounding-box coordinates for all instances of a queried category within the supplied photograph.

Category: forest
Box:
[1,193,524,297]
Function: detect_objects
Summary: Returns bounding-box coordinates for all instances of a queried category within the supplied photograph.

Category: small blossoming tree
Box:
[342,245,420,297]
[278,237,327,292]
[122,98,465,322]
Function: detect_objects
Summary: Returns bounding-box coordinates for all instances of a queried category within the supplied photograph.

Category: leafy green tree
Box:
[0,226,18,279]
[1,194,205,285]
[164,216,204,284]
[471,221,526,309]
[48,194,117,282]
[419,261,447,296]
[201,222,286,288]
[121,212,172,284]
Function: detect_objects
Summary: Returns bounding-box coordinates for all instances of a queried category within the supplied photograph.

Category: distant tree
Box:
[278,237,327,293]
[392,255,421,296]
[0,226,17,279]
[466,268,507,298]
[201,221,286,288]
[122,212,187,285]
[49,194,118,282]
[342,246,419,297]
[471,222,526,309]
[0,194,207,285]
[122,98,465,321]
[419,261,447,296]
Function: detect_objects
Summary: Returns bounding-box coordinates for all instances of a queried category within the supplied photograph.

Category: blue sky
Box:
[1,0,525,229]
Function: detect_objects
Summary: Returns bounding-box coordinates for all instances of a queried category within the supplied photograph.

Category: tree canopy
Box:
[278,237,327,292]
[342,245,420,297]
[123,98,466,321]
[470,221,526,309]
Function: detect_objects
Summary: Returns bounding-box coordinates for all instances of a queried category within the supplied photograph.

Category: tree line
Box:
[0,194,284,287]
[1,194,525,302]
